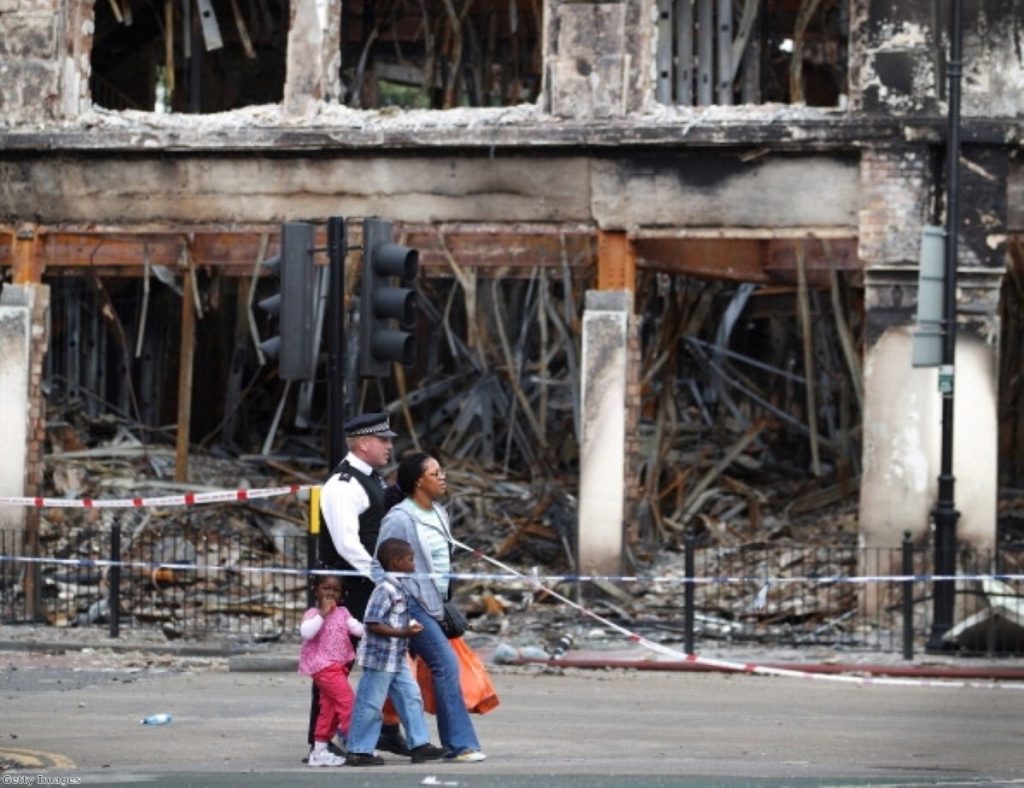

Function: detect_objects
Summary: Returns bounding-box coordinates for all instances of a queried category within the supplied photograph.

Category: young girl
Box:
[299,574,365,767]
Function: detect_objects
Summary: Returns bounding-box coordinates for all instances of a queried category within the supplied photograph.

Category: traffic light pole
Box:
[926,0,962,652]
[326,217,347,470]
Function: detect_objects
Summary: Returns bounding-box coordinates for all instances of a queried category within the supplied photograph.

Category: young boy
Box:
[345,538,445,766]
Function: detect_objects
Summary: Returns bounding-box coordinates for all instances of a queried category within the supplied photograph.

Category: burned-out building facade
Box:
[1,1,1022,584]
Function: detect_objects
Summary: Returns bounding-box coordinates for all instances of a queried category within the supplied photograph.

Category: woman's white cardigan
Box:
[372,497,452,621]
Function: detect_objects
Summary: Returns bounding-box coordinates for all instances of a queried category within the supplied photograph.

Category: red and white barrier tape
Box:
[0,484,310,509]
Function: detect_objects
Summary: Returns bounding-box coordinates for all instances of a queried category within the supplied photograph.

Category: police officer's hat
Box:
[344,411,398,438]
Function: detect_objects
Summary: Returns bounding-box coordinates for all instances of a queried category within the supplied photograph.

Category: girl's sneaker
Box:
[308,748,345,767]
[451,750,487,763]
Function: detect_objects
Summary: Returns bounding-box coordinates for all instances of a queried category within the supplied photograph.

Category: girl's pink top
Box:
[298,606,358,676]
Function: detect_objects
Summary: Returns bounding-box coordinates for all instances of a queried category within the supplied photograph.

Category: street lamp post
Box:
[926,0,963,653]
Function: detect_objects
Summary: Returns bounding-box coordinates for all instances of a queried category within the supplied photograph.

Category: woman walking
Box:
[374,452,486,763]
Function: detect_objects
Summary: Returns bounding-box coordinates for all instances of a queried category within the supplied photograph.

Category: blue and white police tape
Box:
[0,553,1021,586]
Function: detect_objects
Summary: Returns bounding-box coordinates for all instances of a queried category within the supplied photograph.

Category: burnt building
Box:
[1,1,1021,583]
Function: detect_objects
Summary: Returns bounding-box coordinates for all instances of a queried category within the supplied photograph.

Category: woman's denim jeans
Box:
[348,661,430,755]
[408,597,481,754]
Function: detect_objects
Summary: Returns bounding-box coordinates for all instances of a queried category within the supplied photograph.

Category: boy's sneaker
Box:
[327,735,347,757]
[377,726,410,756]
[451,749,487,763]
[346,752,386,767]
[409,743,445,763]
[307,749,345,767]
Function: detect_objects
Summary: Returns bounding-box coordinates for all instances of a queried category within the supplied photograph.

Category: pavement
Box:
[4,621,1024,680]
[3,626,1024,786]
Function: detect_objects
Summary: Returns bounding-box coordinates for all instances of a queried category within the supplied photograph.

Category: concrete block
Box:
[0,14,58,57]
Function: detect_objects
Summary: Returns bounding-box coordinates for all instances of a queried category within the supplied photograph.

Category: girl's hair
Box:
[313,573,343,594]
[383,452,433,511]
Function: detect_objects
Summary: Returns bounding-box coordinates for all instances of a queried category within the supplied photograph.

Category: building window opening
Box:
[654,0,848,107]
[90,0,289,113]
[342,0,542,109]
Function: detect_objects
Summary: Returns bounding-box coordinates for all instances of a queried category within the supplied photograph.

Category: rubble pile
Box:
[14,408,873,651]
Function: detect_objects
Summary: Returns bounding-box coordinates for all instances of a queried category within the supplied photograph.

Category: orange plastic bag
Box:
[415,637,500,715]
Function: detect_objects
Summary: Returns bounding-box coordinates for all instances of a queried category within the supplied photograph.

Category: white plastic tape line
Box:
[0,553,1021,588]
[0,484,310,509]
[450,537,1024,691]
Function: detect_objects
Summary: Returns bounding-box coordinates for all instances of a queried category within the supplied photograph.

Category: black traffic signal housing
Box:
[359,218,419,377]
[258,222,318,381]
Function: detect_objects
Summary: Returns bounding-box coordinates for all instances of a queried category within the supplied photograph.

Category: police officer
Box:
[308,411,408,757]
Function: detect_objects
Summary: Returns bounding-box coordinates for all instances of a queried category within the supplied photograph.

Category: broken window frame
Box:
[654,0,849,108]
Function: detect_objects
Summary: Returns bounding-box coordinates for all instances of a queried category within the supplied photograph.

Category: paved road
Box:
[1,647,1023,786]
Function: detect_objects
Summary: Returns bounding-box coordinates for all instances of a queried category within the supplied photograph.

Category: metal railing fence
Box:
[2,526,1022,656]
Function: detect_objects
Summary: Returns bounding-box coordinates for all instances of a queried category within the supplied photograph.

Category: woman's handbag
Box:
[440,599,468,639]
[414,636,500,715]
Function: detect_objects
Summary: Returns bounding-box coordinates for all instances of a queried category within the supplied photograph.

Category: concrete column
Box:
[578,289,633,577]
[859,314,1000,554]
[283,0,332,116]
[0,284,49,546]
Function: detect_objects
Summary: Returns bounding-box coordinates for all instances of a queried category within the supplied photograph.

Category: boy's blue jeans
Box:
[407,597,481,754]
[348,661,430,755]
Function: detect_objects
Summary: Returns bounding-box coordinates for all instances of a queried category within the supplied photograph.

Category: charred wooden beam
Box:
[1,224,864,284]
[12,226,42,284]
[634,236,859,285]
[408,225,596,274]
[597,230,636,291]
[0,224,598,276]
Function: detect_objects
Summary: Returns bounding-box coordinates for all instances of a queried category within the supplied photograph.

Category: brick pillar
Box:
[859,144,1001,562]
[25,284,49,620]
[25,285,50,498]
[858,146,930,268]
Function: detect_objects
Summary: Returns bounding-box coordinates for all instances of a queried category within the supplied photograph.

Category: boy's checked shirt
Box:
[358,573,413,672]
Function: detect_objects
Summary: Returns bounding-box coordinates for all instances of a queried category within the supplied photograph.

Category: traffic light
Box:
[258,221,317,381]
[359,218,419,377]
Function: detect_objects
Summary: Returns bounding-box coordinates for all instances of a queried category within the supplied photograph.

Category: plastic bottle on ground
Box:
[141,713,172,725]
